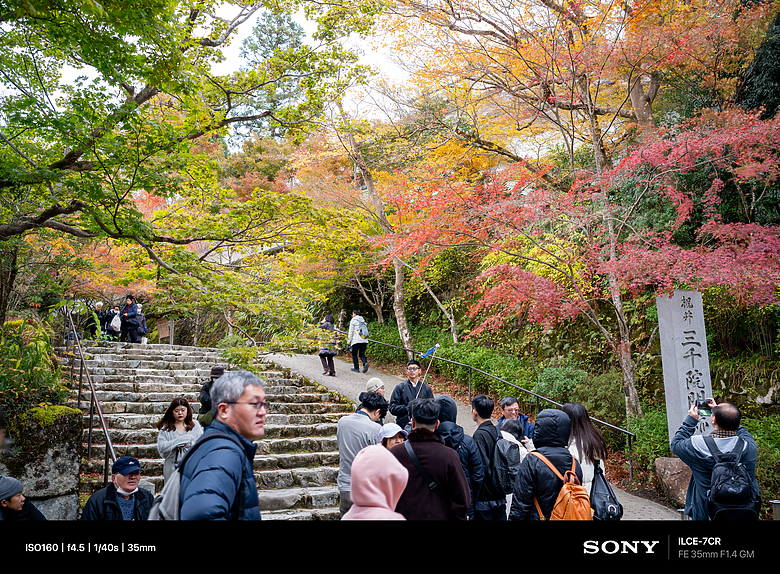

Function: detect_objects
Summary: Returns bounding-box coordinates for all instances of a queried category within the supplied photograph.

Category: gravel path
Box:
[262,352,683,521]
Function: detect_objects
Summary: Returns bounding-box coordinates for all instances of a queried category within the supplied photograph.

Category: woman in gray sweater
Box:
[156,397,203,482]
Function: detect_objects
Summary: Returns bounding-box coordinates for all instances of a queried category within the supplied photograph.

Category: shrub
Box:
[534,364,589,407]
[742,414,780,517]
[216,333,248,349]
[625,404,672,475]
[0,321,69,423]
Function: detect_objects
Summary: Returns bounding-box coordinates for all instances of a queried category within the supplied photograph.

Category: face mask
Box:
[115,484,138,497]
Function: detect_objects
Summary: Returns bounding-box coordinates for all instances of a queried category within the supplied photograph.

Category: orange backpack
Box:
[531,452,592,521]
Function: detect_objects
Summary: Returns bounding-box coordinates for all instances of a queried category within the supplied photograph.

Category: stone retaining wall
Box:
[0,404,82,520]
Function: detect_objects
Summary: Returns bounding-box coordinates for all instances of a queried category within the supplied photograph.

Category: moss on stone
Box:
[22,403,81,427]
[2,404,82,478]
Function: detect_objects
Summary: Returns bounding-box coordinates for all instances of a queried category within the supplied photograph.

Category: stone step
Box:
[57,341,223,353]
[82,423,339,444]
[74,359,218,371]
[255,467,338,490]
[63,341,348,520]
[82,449,340,475]
[256,485,340,513]
[80,412,349,430]
[82,435,338,459]
[72,399,351,416]
[262,508,340,521]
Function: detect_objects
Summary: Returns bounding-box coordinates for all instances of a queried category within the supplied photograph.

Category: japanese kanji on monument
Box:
[657,290,714,443]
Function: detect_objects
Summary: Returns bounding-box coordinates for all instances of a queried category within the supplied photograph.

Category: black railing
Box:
[334,328,636,480]
[63,308,116,486]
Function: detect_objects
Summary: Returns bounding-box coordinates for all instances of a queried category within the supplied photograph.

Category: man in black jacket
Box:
[471,394,508,520]
[389,360,434,429]
[509,409,583,520]
[435,395,484,520]
[81,456,153,521]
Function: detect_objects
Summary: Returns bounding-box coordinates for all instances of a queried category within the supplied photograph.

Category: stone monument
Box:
[657,289,714,443]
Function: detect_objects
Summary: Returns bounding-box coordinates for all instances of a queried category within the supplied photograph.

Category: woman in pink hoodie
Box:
[342,444,409,520]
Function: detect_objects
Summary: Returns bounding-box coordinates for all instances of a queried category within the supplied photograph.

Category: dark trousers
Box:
[319,353,335,374]
[120,327,140,343]
[351,343,367,369]
[473,500,507,521]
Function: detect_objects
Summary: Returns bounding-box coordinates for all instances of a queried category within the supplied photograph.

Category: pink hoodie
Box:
[342,444,409,520]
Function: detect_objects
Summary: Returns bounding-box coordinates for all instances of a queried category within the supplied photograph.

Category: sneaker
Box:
[350,368,360,373]
[362,364,369,373]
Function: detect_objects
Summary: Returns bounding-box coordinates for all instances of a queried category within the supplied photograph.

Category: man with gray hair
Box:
[179,370,266,520]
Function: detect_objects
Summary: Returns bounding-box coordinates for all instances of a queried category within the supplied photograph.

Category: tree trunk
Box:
[392,256,415,360]
[337,101,415,357]
[193,309,200,347]
[0,242,19,327]
[605,215,644,417]
[578,76,612,173]
[628,72,659,128]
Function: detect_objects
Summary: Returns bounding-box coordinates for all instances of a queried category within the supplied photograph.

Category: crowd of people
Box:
[83,294,148,343]
[332,358,616,521]
[336,362,761,522]
[2,340,760,522]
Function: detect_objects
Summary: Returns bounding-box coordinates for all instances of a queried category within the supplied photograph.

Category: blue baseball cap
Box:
[112,456,141,475]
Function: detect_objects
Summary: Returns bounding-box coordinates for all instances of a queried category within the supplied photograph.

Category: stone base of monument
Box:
[655,457,691,508]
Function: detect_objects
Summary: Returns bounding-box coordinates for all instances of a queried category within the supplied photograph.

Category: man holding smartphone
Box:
[670,398,760,520]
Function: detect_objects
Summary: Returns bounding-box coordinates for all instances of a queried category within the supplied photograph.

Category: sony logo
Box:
[583,540,660,555]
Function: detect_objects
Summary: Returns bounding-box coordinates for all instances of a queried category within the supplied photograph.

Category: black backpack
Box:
[703,436,761,520]
[486,430,522,496]
[590,460,623,521]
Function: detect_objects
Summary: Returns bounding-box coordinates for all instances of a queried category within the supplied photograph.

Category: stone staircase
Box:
[58,340,352,520]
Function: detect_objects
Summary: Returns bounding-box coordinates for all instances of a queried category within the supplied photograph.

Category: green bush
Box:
[0,321,69,423]
[220,346,264,375]
[625,404,672,474]
[742,415,780,516]
[216,333,248,348]
[570,369,628,445]
[535,364,589,407]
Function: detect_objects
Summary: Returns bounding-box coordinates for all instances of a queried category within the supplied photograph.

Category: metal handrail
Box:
[63,307,117,486]
[333,326,636,480]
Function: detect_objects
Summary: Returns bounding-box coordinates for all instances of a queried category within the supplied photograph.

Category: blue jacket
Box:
[670,415,758,520]
[496,414,535,440]
[179,419,261,520]
[121,303,138,329]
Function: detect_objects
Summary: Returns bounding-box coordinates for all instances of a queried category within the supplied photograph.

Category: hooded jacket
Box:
[347,314,369,346]
[508,409,583,520]
[434,395,484,518]
[342,445,408,520]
